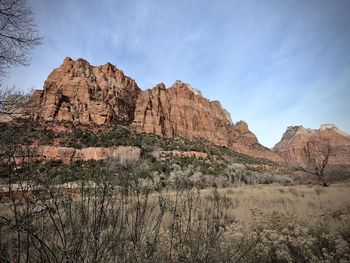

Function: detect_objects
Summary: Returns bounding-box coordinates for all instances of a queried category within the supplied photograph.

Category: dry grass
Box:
[1,181,350,262]
[205,182,350,231]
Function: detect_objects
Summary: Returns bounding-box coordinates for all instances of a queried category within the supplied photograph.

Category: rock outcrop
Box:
[152,150,208,160]
[14,145,141,164]
[274,124,350,167]
[28,57,141,125]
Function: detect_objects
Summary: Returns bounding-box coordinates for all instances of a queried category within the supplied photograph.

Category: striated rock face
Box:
[14,146,141,164]
[274,124,350,167]
[132,81,283,162]
[134,82,248,145]
[28,57,141,125]
[132,81,236,145]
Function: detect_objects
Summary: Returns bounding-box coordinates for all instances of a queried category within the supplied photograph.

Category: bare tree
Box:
[301,141,336,186]
[0,0,43,78]
[0,86,30,120]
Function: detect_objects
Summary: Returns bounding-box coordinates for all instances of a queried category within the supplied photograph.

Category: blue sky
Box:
[3,0,350,147]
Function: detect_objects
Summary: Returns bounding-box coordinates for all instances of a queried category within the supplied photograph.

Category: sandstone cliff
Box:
[133,81,237,145]
[274,124,350,167]
[132,81,283,162]
[28,57,141,125]
[27,58,283,163]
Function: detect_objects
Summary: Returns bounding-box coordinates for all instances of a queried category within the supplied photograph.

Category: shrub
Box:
[0,159,259,263]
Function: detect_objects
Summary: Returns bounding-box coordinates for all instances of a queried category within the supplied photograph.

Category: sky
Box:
[2,0,350,147]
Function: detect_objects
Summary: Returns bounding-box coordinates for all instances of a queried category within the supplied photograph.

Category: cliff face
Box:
[132,81,283,162]
[274,124,350,167]
[27,58,283,162]
[28,57,141,125]
[133,81,239,146]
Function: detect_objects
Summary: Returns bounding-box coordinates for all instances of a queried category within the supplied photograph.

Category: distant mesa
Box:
[25,57,283,162]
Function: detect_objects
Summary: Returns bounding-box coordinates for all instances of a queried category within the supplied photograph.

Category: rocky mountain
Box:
[133,81,254,146]
[132,80,283,162]
[27,57,283,162]
[27,57,141,125]
[274,124,350,167]
[27,58,283,162]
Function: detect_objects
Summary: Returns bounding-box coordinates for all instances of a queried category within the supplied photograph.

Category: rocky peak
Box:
[172,80,202,96]
[319,124,350,137]
[320,124,336,130]
[132,81,237,144]
[280,125,316,141]
[28,57,141,125]
[235,121,250,134]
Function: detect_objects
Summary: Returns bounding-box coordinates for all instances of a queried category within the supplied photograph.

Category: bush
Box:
[0,160,258,262]
[249,209,350,262]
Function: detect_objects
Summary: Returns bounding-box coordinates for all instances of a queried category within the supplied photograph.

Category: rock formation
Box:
[152,150,208,160]
[13,145,141,164]
[274,124,350,167]
[132,81,284,162]
[26,58,284,162]
[28,57,141,125]
[132,81,237,146]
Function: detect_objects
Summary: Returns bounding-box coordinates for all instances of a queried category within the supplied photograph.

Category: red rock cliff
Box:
[274,124,350,167]
[28,58,283,162]
[132,81,283,162]
[133,81,239,146]
[28,57,141,125]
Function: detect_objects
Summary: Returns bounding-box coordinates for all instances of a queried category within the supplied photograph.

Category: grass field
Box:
[217,183,350,230]
[1,180,350,262]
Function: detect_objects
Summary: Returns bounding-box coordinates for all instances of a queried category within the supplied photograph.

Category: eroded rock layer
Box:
[274,124,350,167]
[13,146,141,164]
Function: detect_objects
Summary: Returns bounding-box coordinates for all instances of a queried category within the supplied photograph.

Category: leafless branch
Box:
[0,0,43,78]
[0,86,30,120]
[300,141,336,186]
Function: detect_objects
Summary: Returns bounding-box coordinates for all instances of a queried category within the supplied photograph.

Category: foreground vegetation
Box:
[1,121,349,262]
[1,157,349,262]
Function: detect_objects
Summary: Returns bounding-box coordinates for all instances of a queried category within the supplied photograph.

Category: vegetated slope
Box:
[0,120,289,187]
[26,57,283,163]
[274,124,350,170]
